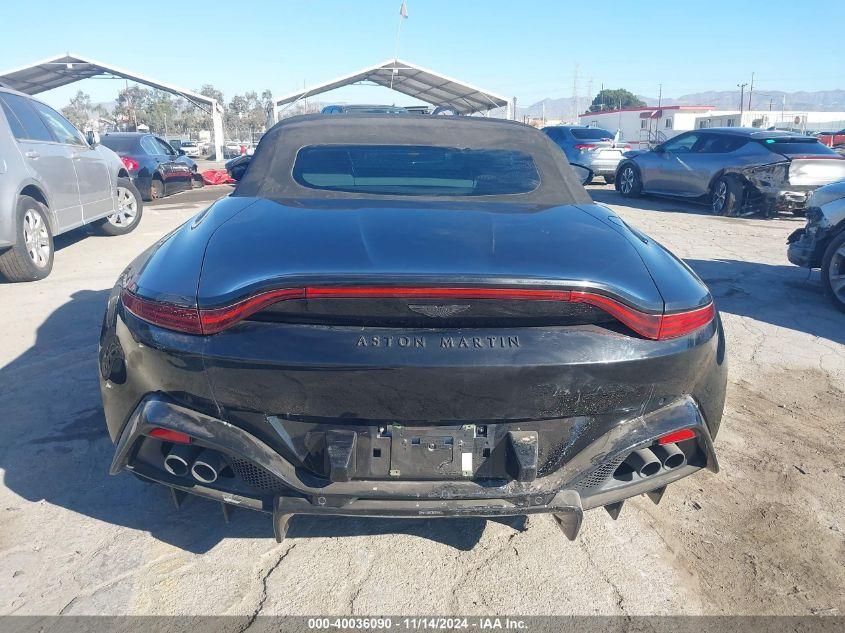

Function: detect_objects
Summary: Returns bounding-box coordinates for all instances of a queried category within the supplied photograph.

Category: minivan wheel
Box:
[96,178,143,236]
[711,176,744,216]
[821,232,845,312]
[0,196,54,282]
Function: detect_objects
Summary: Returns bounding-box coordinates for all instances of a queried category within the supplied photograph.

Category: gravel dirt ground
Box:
[0,183,842,617]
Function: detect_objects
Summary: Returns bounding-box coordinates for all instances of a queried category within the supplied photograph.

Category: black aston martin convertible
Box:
[99,114,726,541]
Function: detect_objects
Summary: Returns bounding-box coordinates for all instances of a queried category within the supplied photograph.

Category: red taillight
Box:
[622,144,632,150]
[200,288,306,334]
[121,286,714,340]
[658,428,696,445]
[658,303,715,340]
[306,286,572,301]
[121,156,140,171]
[148,428,192,443]
[121,289,203,334]
[570,290,662,339]
[573,144,598,150]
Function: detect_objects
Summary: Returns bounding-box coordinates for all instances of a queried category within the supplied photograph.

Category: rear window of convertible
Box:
[292,144,541,196]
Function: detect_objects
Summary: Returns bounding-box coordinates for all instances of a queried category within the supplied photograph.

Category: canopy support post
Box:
[212,100,224,162]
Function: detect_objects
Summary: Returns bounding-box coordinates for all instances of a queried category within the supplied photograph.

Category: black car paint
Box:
[100,115,726,535]
[100,133,194,200]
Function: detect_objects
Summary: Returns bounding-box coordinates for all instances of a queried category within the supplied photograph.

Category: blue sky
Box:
[3,0,843,110]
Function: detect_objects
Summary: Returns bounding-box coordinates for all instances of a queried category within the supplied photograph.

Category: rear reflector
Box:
[121,286,714,339]
[149,428,192,444]
[658,428,696,445]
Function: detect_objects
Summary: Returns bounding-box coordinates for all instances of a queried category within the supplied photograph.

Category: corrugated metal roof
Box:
[0,53,218,111]
[275,59,509,115]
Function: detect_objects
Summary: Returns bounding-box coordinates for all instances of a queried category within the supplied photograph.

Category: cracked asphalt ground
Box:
[0,183,842,617]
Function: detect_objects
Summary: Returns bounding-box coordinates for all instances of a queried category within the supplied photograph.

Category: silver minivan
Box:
[0,87,143,281]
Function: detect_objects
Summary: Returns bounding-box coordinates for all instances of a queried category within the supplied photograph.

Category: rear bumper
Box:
[584,157,623,176]
[111,393,718,536]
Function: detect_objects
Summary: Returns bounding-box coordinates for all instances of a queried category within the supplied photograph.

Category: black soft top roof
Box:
[234,114,591,205]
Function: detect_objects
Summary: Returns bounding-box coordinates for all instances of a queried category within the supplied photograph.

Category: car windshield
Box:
[759,138,837,156]
[100,136,138,153]
[570,128,614,140]
[292,144,541,196]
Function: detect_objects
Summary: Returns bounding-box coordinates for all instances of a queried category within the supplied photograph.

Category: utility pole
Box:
[657,83,662,109]
[587,77,593,111]
[737,83,748,121]
[571,63,579,122]
[748,72,754,110]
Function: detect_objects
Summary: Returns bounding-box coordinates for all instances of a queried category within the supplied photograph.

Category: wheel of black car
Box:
[96,177,144,236]
[0,195,54,282]
[821,231,845,312]
[150,177,165,200]
[711,175,744,216]
[604,174,615,185]
[617,164,641,197]
[192,173,205,189]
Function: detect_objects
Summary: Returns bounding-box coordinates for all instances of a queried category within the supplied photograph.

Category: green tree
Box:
[115,85,149,131]
[199,84,223,104]
[589,89,646,112]
[143,90,176,135]
[61,90,92,130]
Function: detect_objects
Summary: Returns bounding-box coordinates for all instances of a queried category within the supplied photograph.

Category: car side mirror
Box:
[653,145,665,154]
[570,164,593,186]
[86,130,100,147]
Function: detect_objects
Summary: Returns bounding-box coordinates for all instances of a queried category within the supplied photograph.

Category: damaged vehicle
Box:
[615,128,845,216]
[100,114,727,542]
[787,179,845,311]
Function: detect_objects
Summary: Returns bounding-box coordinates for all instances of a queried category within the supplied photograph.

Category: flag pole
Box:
[390,2,407,91]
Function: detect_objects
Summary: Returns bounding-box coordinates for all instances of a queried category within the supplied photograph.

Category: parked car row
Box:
[0,87,144,281]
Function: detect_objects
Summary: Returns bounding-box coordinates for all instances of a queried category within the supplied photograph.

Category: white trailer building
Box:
[579,105,845,148]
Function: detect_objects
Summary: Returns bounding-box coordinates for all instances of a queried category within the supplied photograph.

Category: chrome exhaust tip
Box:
[163,444,200,477]
[191,449,228,484]
[653,443,686,470]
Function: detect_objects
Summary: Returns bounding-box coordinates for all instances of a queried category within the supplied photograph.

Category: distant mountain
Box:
[517,90,845,121]
[643,90,845,112]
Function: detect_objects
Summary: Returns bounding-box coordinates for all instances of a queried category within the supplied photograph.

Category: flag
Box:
[399,1,408,18]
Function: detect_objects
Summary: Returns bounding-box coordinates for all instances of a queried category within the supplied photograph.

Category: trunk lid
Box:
[196,198,663,312]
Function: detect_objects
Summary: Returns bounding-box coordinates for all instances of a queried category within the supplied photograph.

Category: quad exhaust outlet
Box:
[163,444,201,477]
[624,448,661,477]
[191,450,228,484]
[653,443,686,470]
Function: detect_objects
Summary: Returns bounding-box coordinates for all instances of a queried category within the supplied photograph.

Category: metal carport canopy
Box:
[0,53,225,161]
[274,59,512,118]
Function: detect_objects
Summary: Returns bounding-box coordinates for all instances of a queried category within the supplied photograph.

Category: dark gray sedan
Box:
[615,128,845,216]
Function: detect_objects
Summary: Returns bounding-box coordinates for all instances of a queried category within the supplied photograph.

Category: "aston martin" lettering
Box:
[355,335,519,349]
